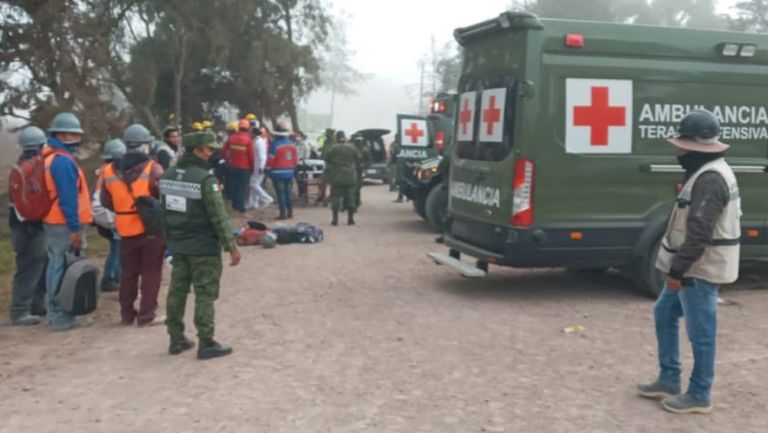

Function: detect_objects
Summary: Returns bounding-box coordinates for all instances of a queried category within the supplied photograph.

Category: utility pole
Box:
[418,57,425,115]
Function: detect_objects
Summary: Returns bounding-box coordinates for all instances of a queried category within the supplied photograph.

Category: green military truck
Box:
[429,12,768,295]
[394,113,439,214]
[405,93,458,231]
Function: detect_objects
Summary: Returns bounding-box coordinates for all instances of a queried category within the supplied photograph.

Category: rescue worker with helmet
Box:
[267,122,299,220]
[222,119,255,213]
[156,125,183,170]
[160,131,241,360]
[351,133,372,210]
[638,110,741,415]
[42,112,94,331]
[8,126,49,326]
[101,124,165,327]
[323,130,362,226]
[92,139,127,293]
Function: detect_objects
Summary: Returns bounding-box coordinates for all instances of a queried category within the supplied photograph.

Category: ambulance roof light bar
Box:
[454,12,543,46]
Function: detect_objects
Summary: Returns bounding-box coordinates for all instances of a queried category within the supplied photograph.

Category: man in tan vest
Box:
[637,110,741,415]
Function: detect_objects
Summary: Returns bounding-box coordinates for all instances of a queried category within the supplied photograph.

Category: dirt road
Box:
[2,185,767,433]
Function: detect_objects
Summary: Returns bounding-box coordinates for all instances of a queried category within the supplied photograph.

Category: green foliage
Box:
[0,0,333,135]
[729,0,768,32]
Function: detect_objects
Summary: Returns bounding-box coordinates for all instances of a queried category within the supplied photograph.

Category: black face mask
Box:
[677,152,725,175]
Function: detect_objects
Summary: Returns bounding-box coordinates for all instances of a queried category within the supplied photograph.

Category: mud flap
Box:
[427,252,487,278]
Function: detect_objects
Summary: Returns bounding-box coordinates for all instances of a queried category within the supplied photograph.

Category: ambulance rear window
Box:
[455,77,517,162]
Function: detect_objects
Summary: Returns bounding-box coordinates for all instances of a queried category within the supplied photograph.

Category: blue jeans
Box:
[654,278,719,401]
[272,177,294,213]
[44,224,86,328]
[102,235,121,288]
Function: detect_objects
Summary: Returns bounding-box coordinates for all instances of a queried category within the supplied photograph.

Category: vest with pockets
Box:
[43,147,93,226]
[103,161,154,237]
[656,158,742,284]
[160,162,221,255]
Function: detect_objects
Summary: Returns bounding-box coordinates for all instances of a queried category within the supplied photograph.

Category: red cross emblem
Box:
[573,86,626,146]
[404,122,425,144]
[459,97,473,136]
[482,95,502,135]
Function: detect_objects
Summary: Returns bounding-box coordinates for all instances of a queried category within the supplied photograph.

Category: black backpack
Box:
[56,252,99,316]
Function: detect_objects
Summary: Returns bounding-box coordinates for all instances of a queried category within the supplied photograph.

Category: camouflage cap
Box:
[183,131,221,150]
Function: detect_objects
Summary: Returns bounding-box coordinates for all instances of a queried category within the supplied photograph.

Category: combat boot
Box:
[197,340,233,360]
[347,210,355,226]
[332,210,339,226]
[169,335,195,355]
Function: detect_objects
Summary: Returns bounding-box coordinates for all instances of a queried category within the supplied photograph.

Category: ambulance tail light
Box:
[435,131,445,151]
[511,158,535,227]
[565,33,584,48]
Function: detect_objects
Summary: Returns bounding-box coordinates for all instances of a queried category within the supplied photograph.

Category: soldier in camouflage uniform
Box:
[351,133,372,210]
[323,130,362,226]
[160,131,242,360]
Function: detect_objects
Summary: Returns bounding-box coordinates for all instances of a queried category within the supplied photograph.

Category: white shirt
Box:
[253,136,268,171]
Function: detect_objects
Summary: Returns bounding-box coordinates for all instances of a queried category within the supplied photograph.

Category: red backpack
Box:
[8,154,56,221]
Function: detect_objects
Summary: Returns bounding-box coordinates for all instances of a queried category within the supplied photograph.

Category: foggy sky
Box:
[302,0,741,134]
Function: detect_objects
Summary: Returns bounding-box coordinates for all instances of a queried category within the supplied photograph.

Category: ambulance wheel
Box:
[413,197,427,220]
[633,238,664,298]
[425,186,448,233]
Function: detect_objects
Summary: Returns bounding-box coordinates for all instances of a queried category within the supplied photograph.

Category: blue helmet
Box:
[18,126,47,150]
[48,112,84,134]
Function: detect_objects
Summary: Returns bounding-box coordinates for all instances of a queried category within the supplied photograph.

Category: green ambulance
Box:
[429,12,768,295]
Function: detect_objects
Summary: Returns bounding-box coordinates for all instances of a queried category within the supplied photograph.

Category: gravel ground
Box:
[1,185,767,433]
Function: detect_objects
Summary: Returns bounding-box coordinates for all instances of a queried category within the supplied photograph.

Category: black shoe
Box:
[169,336,195,355]
[100,281,119,293]
[347,211,355,226]
[435,235,444,244]
[197,340,233,360]
[287,208,293,219]
[332,210,339,226]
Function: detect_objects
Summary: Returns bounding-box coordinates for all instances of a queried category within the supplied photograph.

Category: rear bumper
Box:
[445,216,768,268]
[363,164,389,180]
[445,217,643,268]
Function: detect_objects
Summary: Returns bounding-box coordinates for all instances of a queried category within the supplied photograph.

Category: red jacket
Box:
[223,131,255,170]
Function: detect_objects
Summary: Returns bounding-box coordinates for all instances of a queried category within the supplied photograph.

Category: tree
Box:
[320,14,369,126]
[0,0,134,140]
[729,0,768,32]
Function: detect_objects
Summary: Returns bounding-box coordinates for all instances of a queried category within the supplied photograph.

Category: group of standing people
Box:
[7,112,240,360]
[221,117,300,220]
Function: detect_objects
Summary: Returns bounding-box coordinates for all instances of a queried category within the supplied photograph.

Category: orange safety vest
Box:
[103,161,155,237]
[43,147,93,226]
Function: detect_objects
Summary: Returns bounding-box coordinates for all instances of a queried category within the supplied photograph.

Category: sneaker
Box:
[137,315,166,328]
[52,316,93,332]
[637,380,681,400]
[662,394,713,415]
[197,340,233,360]
[100,282,120,293]
[11,314,42,326]
[169,335,195,355]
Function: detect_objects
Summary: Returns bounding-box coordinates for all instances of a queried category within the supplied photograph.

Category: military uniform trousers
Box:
[165,254,223,341]
[330,184,357,212]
